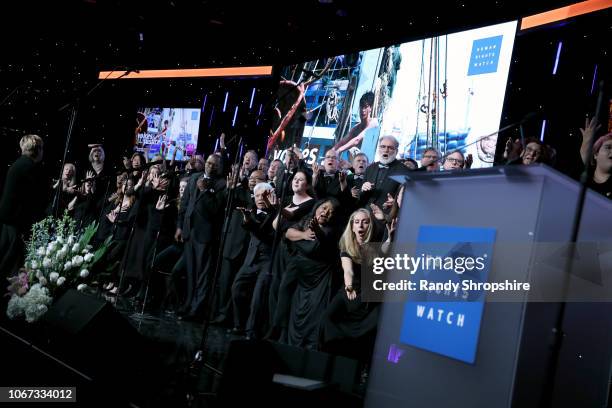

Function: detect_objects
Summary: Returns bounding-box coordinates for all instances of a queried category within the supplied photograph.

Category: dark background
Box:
[0,1,610,188]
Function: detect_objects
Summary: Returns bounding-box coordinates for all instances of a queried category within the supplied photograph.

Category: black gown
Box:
[268,198,316,330]
[287,222,340,349]
[124,186,164,282]
[0,155,47,279]
[321,252,380,362]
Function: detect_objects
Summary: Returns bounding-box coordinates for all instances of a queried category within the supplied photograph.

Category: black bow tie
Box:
[354,175,364,180]
[378,164,389,169]
[256,209,267,215]
[324,173,336,178]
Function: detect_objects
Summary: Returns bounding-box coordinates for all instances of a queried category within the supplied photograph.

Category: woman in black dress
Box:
[320,208,380,362]
[122,165,169,298]
[266,170,315,340]
[285,198,341,349]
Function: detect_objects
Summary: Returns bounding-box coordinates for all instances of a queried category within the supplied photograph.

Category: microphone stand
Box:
[131,174,174,322]
[427,113,540,168]
[114,171,146,312]
[51,69,133,218]
[262,161,293,340]
[190,138,244,379]
[539,80,606,406]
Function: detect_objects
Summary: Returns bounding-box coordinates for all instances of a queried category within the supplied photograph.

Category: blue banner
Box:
[468,35,503,76]
[399,225,496,364]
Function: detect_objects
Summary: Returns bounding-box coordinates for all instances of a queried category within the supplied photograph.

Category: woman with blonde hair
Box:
[320,208,380,364]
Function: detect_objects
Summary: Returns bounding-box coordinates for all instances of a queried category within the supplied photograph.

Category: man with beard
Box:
[360,135,409,209]
[176,154,226,320]
[0,135,47,279]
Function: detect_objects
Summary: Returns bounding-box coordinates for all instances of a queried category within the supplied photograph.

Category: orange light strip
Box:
[520,0,612,30]
[98,66,273,79]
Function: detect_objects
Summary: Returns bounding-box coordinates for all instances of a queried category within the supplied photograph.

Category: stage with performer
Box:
[1,2,611,407]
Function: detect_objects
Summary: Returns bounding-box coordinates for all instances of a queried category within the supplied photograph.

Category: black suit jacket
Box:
[242,210,275,266]
[0,156,47,233]
[178,172,226,243]
[222,185,254,259]
[360,159,410,209]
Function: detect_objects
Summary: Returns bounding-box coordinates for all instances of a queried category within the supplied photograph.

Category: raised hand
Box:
[156,195,170,210]
[219,132,226,149]
[579,116,602,164]
[312,160,320,175]
[67,195,78,212]
[386,217,398,237]
[86,170,96,180]
[302,227,316,241]
[292,144,303,160]
[153,175,169,191]
[370,203,385,221]
[227,164,239,189]
[262,189,278,209]
[107,206,119,223]
[236,206,252,222]
[504,138,522,161]
[197,176,208,192]
[351,186,360,199]
[361,181,374,192]
[464,154,473,169]
[382,193,394,210]
[580,116,601,143]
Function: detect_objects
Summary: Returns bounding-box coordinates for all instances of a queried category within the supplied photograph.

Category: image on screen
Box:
[273,20,517,168]
[135,107,201,161]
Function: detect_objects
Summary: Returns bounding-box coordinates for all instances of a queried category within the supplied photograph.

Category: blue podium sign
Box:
[399,225,496,364]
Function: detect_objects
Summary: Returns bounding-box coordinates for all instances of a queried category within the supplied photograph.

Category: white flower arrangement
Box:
[5,213,109,323]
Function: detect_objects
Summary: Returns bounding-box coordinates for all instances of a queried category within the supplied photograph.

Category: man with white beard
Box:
[359,135,409,209]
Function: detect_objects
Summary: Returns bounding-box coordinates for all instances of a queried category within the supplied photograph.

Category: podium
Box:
[365,164,612,408]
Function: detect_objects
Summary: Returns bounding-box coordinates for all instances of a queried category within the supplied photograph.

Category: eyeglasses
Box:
[379,145,396,151]
[446,158,464,165]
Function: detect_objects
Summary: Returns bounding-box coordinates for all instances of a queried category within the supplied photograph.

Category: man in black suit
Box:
[175,154,226,319]
[0,135,47,279]
[346,152,369,212]
[360,135,410,209]
[212,169,266,325]
[231,182,276,339]
[312,148,344,200]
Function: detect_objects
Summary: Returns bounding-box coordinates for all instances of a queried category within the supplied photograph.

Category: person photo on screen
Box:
[333,91,379,157]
